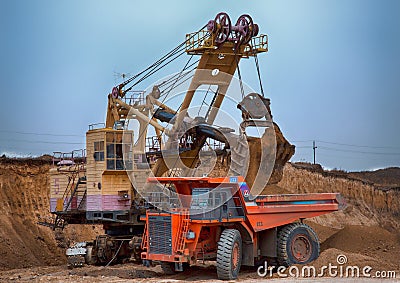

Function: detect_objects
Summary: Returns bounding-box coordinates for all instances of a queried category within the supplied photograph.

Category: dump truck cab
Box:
[141,176,340,280]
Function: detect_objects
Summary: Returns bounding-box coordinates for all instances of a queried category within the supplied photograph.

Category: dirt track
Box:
[0,158,399,281]
[0,254,398,282]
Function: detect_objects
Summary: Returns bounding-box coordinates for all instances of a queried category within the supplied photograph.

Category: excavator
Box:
[44,12,298,269]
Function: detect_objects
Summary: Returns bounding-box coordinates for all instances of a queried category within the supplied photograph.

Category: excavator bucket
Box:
[246,123,295,188]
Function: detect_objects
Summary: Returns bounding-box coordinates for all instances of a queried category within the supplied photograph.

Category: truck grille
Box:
[148,215,172,255]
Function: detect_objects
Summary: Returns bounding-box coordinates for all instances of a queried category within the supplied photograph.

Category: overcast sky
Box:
[0,0,399,171]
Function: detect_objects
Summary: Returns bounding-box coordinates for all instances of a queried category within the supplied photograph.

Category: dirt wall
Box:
[278,163,400,230]
[0,161,64,270]
[0,160,100,271]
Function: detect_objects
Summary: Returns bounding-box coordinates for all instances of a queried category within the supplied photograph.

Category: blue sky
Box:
[0,0,399,171]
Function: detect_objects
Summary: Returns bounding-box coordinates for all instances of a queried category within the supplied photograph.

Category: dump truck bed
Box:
[243,193,339,231]
[146,176,340,231]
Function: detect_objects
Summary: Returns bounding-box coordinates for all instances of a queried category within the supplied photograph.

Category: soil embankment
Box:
[0,157,100,271]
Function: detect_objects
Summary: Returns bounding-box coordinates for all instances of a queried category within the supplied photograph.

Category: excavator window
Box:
[106,143,123,170]
[94,141,104,161]
[106,132,131,170]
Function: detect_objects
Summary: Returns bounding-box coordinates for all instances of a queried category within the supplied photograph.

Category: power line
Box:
[316,140,400,150]
[318,146,400,155]
[291,140,314,143]
[0,129,83,137]
[292,140,400,170]
[0,138,84,145]
[316,152,399,160]
[292,139,400,149]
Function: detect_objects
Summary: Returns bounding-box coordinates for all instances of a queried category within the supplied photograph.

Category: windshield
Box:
[190,187,229,210]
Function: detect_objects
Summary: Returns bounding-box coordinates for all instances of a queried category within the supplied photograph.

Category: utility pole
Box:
[313,140,317,164]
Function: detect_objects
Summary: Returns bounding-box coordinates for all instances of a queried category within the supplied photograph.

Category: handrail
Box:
[185,28,268,57]
[53,149,86,166]
[88,123,105,131]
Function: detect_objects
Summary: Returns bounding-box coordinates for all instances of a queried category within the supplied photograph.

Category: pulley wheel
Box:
[234,14,254,48]
[111,87,119,99]
[214,12,231,45]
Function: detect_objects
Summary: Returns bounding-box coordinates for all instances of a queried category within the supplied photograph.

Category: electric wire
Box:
[316,140,400,150]
[295,144,400,155]
[294,141,400,155]
[0,138,84,145]
[0,130,83,137]
[318,146,400,155]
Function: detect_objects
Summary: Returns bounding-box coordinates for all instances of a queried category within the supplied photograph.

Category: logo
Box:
[257,254,396,279]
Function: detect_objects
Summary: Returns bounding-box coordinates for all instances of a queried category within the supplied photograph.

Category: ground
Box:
[0,157,399,282]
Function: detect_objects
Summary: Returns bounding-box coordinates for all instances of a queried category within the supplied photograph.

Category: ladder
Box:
[64,176,86,211]
[141,223,148,251]
[176,209,190,252]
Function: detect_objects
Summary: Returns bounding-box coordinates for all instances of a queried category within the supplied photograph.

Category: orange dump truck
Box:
[141,176,341,280]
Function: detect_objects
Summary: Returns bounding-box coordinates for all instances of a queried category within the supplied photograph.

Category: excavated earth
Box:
[0,156,399,282]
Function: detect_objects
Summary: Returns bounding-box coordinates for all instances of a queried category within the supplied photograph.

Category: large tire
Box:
[217,229,242,280]
[277,222,320,267]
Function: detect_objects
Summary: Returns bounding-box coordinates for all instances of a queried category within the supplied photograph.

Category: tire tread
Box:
[216,229,242,280]
[277,222,320,267]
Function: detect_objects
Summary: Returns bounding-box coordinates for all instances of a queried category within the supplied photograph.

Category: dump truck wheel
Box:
[161,262,177,275]
[217,229,242,280]
[277,222,320,267]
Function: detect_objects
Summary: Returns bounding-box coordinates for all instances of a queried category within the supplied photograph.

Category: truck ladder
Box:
[176,210,190,252]
[141,222,148,251]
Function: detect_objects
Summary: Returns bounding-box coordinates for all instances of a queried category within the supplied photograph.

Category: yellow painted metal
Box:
[185,29,268,57]
[56,199,64,212]
[152,41,246,177]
